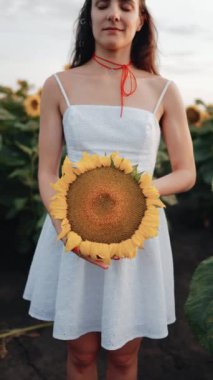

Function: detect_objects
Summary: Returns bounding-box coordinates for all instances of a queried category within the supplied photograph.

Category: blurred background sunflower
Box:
[23,93,40,117]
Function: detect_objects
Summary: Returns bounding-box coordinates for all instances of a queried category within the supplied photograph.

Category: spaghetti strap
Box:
[153,80,172,115]
[53,73,71,107]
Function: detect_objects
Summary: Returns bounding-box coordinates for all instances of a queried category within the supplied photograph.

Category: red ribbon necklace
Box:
[92,53,137,118]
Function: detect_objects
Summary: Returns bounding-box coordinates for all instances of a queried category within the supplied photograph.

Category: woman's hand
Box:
[72,247,110,270]
[64,239,121,270]
[72,247,121,270]
[51,217,120,269]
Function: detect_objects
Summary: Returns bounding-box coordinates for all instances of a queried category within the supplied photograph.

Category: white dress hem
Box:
[23,297,176,350]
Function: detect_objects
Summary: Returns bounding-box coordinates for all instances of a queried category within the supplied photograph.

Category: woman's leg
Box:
[106,337,143,380]
[66,332,101,380]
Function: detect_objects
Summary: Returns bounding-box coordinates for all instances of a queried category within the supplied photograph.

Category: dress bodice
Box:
[53,73,172,176]
[63,104,161,175]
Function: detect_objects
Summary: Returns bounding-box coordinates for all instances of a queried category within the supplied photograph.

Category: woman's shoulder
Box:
[138,73,174,97]
[52,65,92,79]
[44,70,68,83]
[144,74,173,86]
[41,70,74,96]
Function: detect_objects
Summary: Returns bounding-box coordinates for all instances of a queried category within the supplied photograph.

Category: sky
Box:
[0,0,212,105]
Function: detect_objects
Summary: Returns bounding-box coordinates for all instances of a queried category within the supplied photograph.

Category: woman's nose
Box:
[107,5,121,22]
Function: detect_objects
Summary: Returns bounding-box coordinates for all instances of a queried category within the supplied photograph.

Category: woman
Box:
[23,1,196,379]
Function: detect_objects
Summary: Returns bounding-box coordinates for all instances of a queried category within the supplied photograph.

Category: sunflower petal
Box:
[50,198,67,208]
[119,239,136,257]
[61,218,71,228]
[140,220,159,229]
[131,228,145,246]
[129,248,137,258]
[109,243,119,257]
[138,239,145,249]
[72,167,81,175]
[141,225,158,238]
[119,158,133,174]
[90,242,102,260]
[143,186,160,198]
[145,206,159,215]
[49,208,67,219]
[97,243,111,260]
[111,151,120,158]
[139,172,152,188]
[112,156,123,168]
[79,240,92,257]
[99,155,111,167]
[81,152,99,170]
[62,171,77,184]
[90,154,103,168]
[143,210,159,220]
[131,233,141,247]
[65,231,82,252]
[75,161,88,173]
[62,156,73,175]
[57,222,70,240]
[50,194,66,201]
[50,178,68,193]
[146,198,166,208]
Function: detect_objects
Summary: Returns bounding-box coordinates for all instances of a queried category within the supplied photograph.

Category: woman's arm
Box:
[38,75,66,238]
[38,75,64,216]
[153,80,196,196]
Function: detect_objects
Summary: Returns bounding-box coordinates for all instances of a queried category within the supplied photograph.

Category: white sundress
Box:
[22,72,176,350]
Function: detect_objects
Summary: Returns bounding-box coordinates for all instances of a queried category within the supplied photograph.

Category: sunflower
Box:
[63,63,72,70]
[23,94,40,117]
[186,105,211,128]
[207,103,213,117]
[36,87,42,97]
[49,152,165,265]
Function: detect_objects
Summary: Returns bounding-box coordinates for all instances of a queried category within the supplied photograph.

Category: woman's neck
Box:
[92,48,131,67]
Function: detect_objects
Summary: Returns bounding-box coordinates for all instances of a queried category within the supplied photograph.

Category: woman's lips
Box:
[104,29,123,33]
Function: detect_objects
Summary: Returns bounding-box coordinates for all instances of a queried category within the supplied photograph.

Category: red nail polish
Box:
[73,247,80,253]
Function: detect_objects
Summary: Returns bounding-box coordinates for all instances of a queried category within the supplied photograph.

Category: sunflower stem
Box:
[0,322,53,339]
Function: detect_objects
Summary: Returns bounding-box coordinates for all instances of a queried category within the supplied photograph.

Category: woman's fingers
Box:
[72,247,120,268]
[73,249,109,269]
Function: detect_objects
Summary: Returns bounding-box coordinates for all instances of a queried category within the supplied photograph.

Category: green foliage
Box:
[154,100,213,225]
[155,100,213,353]
[0,81,68,257]
[184,256,213,354]
[0,82,44,253]
[179,101,213,225]
[190,101,213,187]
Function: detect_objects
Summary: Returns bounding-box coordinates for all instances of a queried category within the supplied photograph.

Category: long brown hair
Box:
[68,0,160,74]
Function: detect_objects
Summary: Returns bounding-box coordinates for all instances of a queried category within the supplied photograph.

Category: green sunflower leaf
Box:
[184,256,213,354]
